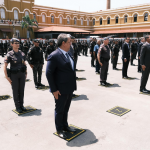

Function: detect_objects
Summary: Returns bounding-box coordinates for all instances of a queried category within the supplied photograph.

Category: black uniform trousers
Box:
[91,53,95,66]
[78,48,81,55]
[131,53,135,65]
[140,65,150,91]
[113,55,118,69]
[33,64,43,85]
[83,48,88,56]
[74,53,78,67]
[0,48,4,57]
[138,58,141,72]
[122,58,129,77]
[11,72,25,109]
[111,52,113,64]
[96,59,100,72]
[54,93,73,131]
[100,60,109,81]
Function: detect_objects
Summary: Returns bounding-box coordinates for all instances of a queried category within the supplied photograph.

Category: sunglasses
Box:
[14,43,20,45]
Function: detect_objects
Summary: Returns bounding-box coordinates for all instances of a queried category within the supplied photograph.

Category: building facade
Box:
[0,0,150,39]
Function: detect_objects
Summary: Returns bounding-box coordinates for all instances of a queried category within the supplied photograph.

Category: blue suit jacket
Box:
[46,49,77,94]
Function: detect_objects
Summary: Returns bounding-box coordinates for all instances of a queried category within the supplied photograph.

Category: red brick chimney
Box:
[107,0,110,9]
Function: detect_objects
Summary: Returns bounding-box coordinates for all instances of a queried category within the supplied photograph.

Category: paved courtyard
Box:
[0,51,150,150]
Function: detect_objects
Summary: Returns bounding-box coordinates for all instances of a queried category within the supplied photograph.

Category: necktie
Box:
[66,53,73,70]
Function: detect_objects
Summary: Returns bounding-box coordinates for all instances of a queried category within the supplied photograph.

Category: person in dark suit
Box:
[130,40,136,66]
[122,37,130,79]
[46,34,77,139]
[138,37,145,73]
[140,35,150,93]
[69,36,75,57]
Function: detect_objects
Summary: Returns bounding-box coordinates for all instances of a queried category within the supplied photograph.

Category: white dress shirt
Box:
[58,48,74,70]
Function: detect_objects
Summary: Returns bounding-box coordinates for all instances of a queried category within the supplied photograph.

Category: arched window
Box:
[81,18,83,25]
[1,8,5,19]
[115,16,118,24]
[100,18,102,25]
[51,15,54,23]
[93,19,95,25]
[25,11,29,16]
[74,18,77,25]
[67,17,70,24]
[15,30,20,38]
[124,15,127,23]
[134,14,137,22]
[33,13,36,19]
[144,13,148,21]
[59,16,62,24]
[14,10,18,20]
[107,17,110,24]
[87,19,89,26]
[42,14,45,22]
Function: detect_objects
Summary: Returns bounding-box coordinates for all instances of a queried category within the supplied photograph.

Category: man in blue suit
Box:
[46,34,77,139]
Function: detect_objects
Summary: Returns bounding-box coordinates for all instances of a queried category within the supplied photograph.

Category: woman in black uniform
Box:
[4,38,27,113]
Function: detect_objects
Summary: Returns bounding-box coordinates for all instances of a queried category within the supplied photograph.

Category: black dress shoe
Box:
[38,83,45,86]
[144,89,150,92]
[16,108,23,113]
[72,94,76,97]
[105,82,111,85]
[100,82,106,86]
[123,77,128,79]
[35,85,38,88]
[21,106,27,111]
[64,127,76,132]
[140,89,150,93]
[57,130,67,139]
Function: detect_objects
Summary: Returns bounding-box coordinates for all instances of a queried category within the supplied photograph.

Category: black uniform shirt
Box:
[98,44,110,61]
[4,50,26,70]
[45,45,55,59]
[112,44,119,56]
[72,43,78,54]
[27,46,44,65]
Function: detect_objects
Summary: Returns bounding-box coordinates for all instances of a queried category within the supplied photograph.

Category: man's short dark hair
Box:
[126,37,130,40]
[57,34,70,47]
[145,35,149,41]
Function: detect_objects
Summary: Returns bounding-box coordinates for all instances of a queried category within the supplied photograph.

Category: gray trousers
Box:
[140,65,150,91]
[33,64,43,85]
[100,61,109,81]
[10,72,25,109]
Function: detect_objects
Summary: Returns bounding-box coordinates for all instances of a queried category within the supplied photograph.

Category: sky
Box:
[35,0,150,12]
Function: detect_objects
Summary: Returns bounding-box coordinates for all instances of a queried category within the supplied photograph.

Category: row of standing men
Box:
[89,36,150,94]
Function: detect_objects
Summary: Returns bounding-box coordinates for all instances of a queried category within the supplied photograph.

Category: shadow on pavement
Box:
[21,109,42,117]
[110,84,121,88]
[72,94,89,101]
[66,129,98,147]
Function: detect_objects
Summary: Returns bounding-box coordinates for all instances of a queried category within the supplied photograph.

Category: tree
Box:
[21,15,38,38]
